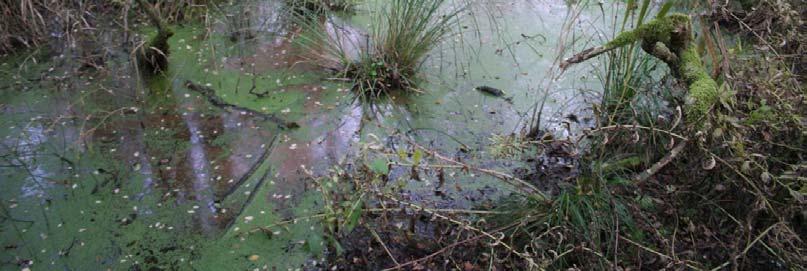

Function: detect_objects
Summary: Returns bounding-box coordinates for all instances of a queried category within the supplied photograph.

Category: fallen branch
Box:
[559,46,615,70]
[184,80,299,129]
[633,140,688,183]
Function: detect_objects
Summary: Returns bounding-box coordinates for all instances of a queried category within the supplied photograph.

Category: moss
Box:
[679,46,718,122]
[606,13,690,50]
[607,30,639,49]
[603,13,719,125]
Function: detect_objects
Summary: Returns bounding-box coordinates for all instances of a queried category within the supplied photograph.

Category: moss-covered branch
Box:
[561,14,718,123]
[135,0,174,73]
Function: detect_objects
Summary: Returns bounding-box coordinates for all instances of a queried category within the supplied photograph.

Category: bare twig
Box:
[560,46,616,70]
[633,140,689,183]
[369,227,400,266]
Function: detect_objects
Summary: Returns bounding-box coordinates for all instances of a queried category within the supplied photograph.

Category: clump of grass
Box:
[299,0,461,98]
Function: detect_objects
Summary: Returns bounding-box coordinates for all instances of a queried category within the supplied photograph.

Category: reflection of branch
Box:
[215,135,276,200]
[184,80,299,129]
[221,136,277,232]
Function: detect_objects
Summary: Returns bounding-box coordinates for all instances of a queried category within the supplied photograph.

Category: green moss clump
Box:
[606,13,691,50]
[679,46,718,121]
[602,13,719,125]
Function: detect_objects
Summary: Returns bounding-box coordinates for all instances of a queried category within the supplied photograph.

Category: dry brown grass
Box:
[0,0,212,55]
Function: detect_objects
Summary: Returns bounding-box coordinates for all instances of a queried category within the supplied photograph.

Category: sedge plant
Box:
[297,0,462,99]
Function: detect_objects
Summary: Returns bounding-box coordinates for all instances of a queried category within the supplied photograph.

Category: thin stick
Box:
[560,46,616,70]
[381,234,486,271]
[370,227,400,266]
[633,140,688,183]
[619,235,704,271]
[709,223,781,271]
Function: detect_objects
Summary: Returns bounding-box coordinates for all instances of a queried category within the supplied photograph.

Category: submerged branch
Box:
[184,80,300,129]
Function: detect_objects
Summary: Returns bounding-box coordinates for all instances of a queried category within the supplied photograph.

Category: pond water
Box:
[0,0,619,269]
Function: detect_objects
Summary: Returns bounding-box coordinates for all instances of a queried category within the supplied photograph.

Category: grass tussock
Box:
[299,0,461,98]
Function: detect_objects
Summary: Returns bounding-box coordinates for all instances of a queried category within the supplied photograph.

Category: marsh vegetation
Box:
[0,0,804,270]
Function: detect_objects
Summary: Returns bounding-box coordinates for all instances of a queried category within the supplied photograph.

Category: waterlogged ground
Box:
[0,0,616,270]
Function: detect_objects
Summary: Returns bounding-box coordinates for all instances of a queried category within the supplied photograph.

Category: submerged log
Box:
[184,80,300,130]
[135,0,174,73]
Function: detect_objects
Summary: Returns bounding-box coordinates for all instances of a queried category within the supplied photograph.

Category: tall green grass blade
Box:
[656,1,673,19]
